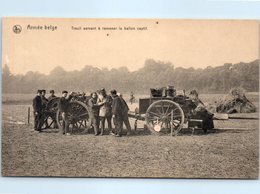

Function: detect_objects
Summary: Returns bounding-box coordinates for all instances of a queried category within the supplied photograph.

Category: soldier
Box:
[97,88,112,135]
[88,92,100,136]
[58,91,73,135]
[41,89,49,129]
[41,89,49,106]
[111,90,127,137]
[189,89,214,134]
[129,91,135,104]
[119,94,132,135]
[48,90,56,101]
[33,90,43,132]
[111,90,122,137]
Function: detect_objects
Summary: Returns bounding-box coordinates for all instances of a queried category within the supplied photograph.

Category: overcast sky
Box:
[2,18,259,75]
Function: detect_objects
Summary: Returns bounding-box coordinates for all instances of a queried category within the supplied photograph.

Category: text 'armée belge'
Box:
[27,25,58,31]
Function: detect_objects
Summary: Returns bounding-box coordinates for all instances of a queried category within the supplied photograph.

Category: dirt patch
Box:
[1,104,259,178]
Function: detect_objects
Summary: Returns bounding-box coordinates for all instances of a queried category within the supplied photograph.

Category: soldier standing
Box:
[129,91,135,104]
[58,91,72,135]
[111,90,124,137]
[33,90,43,132]
[97,88,112,135]
[119,94,132,135]
[88,92,100,136]
[41,89,49,107]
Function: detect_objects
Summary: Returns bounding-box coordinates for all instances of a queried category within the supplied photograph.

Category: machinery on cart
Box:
[128,86,206,135]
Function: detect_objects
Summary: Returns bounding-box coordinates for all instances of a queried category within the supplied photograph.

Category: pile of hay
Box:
[214,88,256,114]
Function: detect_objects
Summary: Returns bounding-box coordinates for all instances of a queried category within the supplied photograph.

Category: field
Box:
[1,93,259,178]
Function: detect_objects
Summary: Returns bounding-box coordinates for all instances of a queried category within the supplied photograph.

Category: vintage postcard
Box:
[1,17,259,178]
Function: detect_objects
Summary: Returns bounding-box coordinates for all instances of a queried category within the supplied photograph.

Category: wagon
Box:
[128,86,202,135]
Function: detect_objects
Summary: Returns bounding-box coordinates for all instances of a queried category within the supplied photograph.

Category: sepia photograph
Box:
[1,17,259,178]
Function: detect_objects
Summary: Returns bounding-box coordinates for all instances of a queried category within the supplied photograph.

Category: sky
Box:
[2,18,259,75]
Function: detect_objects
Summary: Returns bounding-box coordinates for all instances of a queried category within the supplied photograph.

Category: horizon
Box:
[3,58,259,76]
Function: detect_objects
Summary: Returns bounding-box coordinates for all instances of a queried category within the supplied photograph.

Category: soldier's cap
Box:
[100,88,106,92]
[50,90,55,93]
[37,89,42,93]
[110,89,117,95]
[62,90,68,94]
[41,89,46,93]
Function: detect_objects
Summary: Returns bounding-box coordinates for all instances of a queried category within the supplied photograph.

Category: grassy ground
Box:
[1,94,259,178]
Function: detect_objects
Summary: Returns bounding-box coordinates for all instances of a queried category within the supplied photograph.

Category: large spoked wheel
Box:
[42,97,60,129]
[56,101,91,133]
[145,100,184,135]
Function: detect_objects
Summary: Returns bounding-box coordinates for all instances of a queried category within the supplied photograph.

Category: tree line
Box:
[2,59,259,94]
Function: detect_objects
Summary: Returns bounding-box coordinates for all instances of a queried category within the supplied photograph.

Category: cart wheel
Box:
[41,115,57,129]
[42,97,60,129]
[56,101,91,133]
[145,100,184,135]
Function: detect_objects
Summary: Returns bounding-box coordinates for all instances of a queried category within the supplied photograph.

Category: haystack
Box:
[215,88,256,114]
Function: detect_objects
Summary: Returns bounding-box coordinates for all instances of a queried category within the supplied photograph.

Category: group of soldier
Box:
[87,88,131,137]
[33,88,132,137]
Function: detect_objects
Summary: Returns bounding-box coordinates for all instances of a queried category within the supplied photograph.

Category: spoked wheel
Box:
[42,113,59,129]
[145,100,184,135]
[56,101,91,134]
[42,97,60,129]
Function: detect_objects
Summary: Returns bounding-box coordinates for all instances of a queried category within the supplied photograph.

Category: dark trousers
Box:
[61,112,69,134]
[90,113,100,135]
[34,111,43,131]
[122,113,131,132]
[113,115,123,135]
[100,115,112,134]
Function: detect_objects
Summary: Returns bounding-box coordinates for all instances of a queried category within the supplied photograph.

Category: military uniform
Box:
[33,92,43,131]
[48,90,57,101]
[119,96,132,134]
[41,96,49,108]
[111,94,124,136]
[48,94,57,101]
[97,94,112,135]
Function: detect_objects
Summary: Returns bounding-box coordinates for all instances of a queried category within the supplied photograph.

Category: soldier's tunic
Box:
[48,94,56,101]
[112,95,122,135]
[33,95,43,131]
[112,95,130,136]
[119,96,131,133]
[97,95,112,134]
[41,96,49,108]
